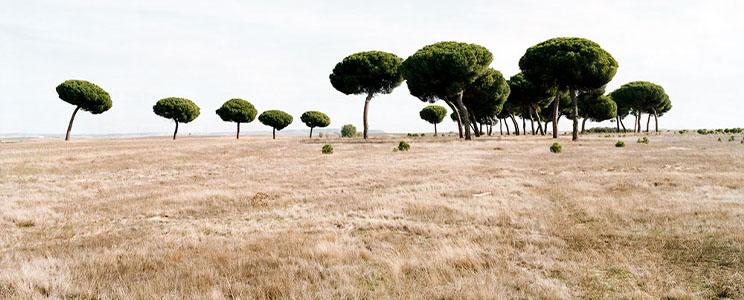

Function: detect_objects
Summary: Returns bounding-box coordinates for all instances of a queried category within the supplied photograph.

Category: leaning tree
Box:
[609,81,671,132]
[258,110,293,139]
[56,80,112,141]
[300,111,331,138]
[463,68,510,137]
[401,41,493,140]
[519,37,618,140]
[330,51,403,140]
[216,98,257,139]
[419,105,447,136]
[153,97,200,140]
[507,73,554,135]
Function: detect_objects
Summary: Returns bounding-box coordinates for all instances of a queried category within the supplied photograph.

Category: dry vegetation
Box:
[1,132,743,299]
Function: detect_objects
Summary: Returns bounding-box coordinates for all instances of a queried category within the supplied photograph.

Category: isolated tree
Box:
[419,105,447,136]
[519,37,618,140]
[609,81,671,132]
[56,80,112,141]
[215,98,257,139]
[153,97,200,140]
[258,110,293,139]
[330,51,403,140]
[401,41,493,140]
[300,111,331,138]
[463,68,510,137]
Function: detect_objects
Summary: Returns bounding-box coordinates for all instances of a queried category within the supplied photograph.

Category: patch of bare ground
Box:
[1,133,742,298]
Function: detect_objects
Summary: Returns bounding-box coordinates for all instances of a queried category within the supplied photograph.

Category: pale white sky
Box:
[1,0,742,135]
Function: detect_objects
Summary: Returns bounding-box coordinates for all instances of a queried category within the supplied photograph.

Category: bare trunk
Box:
[455,91,472,140]
[469,113,480,137]
[272,128,276,139]
[633,113,638,132]
[499,119,503,135]
[510,114,520,136]
[529,107,536,135]
[646,113,651,132]
[653,109,659,132]
[65,106,81,141]
[616,116,620,132]
[570,88,579,141]
[544,121,549,135]
[445,100,463,138]
[581,118,587,134]
[173,120,179,140]
[363,93,373,140]
[552,92,560,139]
[434,123,437,136]
[534,108,544,135]
[522,115,527,136]
[237,122,241,139]
[505,119,510,135]
[620,117,626,132]
[309,126,314,138]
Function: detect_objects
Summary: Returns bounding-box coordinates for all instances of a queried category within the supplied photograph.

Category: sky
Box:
[1,0,742,136]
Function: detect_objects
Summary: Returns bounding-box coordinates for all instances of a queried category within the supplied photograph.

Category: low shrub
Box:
[585,127,624,134]
[637,137,649,144]
[397,141,410,151]
[615,141,625,147]
[321,144,333,154]
[341,124,356,138]
[678,130,688,134]
[728,136,736,142]
[550,143,562,153]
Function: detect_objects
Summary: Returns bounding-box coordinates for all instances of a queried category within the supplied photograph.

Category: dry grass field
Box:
[1,132,743,299]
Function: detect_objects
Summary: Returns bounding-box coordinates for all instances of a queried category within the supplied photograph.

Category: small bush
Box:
[678,130,688,134]
[728,136,736,142]
[585,127,624,134]
[341,124,356,138]
[321,144,333,154]
[637,137,649,144]
[615,141,625,147]
[550,143,562,153]
[398,141,411,151]
[718,137,722,142]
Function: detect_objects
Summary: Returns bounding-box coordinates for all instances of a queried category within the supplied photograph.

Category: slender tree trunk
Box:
[505,119,510,135]
[236,122,241,139]
[544,120,549,135]
[529,106,535,135]
[488,123,492,136]
[534,108,544,135]
[362,93,373,140]
[581,118,588,134]
[65,106,81,141]
[434,123,438,136]
[653,109,659,132]
[616,116,620,133]
[620,117,626,132]
[637,112,642,133]
[646,113,651,132]
[272,128,276,139]
[455,91,472,140]
[309,126,314,138]
[510,114,520,136]
[552,92,560,139]
[633,113,638,132]
[570,88,579,141]
[522,115,527,136]
[173,120,179,140]
[480,123,484,135]
[445,100,463,138]
[499,119,503,135]
[469,114,480,137]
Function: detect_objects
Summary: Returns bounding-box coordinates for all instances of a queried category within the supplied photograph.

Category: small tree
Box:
[577,94,617,133]
[464,68,511,137]
[56,80,112,141]
[258,110,293,139]
[610,81,671,133]
[401,41,493,140]
[419,105,447,135]
[519,37,618,141]
[300,111,331,138]
[330,51,403,140]
[341,124,356,138]
[216,98,257,139]
[153,97,200,140]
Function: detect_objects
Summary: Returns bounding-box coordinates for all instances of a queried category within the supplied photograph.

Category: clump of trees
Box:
[153,97,200,140]
[330,51,404,140]
[419,105,447,136]
[56,80,112,141]
[609,81,671,133]
[215,98,257,139]
[300,111,331,138]
[258,110,293,139]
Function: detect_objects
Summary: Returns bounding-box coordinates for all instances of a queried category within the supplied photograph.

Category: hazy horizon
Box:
[2,0,742,135]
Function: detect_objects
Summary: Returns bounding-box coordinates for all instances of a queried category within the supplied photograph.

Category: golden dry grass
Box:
[1,132,743,299]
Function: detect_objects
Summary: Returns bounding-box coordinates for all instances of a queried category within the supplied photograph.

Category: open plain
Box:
[1,133,743,299]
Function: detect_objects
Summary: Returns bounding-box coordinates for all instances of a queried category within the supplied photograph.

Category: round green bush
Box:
[550,143,562,153]
[637,137,649,144]
[322,144,333,154]
[615,141,625,147]
[341,124,356,138]
[398,141,411,151]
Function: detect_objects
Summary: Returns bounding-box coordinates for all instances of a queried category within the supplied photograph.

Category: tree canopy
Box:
[610,81,671,132]
[216,98,257,124]
[259,110,293,139]
[56,79,113,141]
[153,97,200,140]
[463,68,510,126]
[300,111,331,138]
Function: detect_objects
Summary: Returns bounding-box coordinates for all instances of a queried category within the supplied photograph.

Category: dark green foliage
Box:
[464,68,511,122]
[550,143,562,153]
[153,97,200,123]
[615,141,625,147]
[578,94,617,122]
[729,136,736,142]
[216,98,257,123]
[397,141,410,152]
[341,124,356,138]
[258,110,293,132]
[301,111,331,138]
[678,130,688,134]
[609,81,671,116]
[637,137,649,144]
[419,105,447,125]
[329,51,404,96]
[586,127,627,133]
[322,144,333,154]
[56,80,112,114]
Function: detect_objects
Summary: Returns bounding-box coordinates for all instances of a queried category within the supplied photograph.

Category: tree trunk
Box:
[434,123,437,136]
[633,113,638,132]
[646,113,651,132]
[272,128,276,139]
[363,93,373,140]
[65,106,81,141]
[510,114,520,136]
[309,126,314,138]
[582,118,588,134]
[522,115,527,136]
[445,100,463,138]
[552,93,560,139]
[173,120,179,140]
[529,107,536,135]
[620,117,626,132]
[455,91,471,140]
[544,120,549,135]
[505,119,510,135]
[637,112,642,133]
[616,116,620,133]
[469,114,480,137]
[653,109,659,132]
[534,108,544,135]
[499,119,503,135]
[237,122,241,139]
[570,88,579,141]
